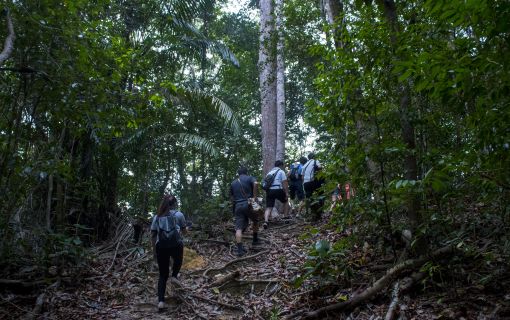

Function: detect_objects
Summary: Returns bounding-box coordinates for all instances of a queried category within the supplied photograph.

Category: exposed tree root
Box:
[384,281,400,320]
[202,250,270,277]
[208,270,240,288]
[291,245,454,319]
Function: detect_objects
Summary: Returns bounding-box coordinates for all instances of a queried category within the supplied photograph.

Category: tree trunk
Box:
[259,0,277,174]
[275,0,286,163]
[0,8,15,66]
[322,0,344,50]
[377,0,424,245]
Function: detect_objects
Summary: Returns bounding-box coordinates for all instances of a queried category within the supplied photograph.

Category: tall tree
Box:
[259,0,278,173]
[275,0,286,162]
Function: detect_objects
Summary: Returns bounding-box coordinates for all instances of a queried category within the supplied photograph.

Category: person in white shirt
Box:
[263,160,290,229]
[301,153,324,221]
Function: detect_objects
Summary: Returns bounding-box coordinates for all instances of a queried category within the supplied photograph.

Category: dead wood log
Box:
[208,270,240,288]
[0,279,47,292]
[195,238,230,246]
[385,281,400,320]
[26,293,45,320]
[294,245,454,319]
[202,250,270,277]
[0,8,15,66]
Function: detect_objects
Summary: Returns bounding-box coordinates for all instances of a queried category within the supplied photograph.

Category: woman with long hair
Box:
[150,194,187,311]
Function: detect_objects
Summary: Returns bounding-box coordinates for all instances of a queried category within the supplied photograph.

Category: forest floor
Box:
[1,211,509,319]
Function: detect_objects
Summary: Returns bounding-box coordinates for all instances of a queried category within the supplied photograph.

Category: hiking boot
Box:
[158,301,166,311]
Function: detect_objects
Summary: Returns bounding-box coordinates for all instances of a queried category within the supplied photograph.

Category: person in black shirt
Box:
[230,166,259,256]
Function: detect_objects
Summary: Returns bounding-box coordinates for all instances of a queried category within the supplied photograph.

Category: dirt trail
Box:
[46,217,312,319]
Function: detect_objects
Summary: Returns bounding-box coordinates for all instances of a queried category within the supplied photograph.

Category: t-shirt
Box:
[302,159,321,183]
[267,167,287,189]
[150,210,187,244]
[230,174,256,203]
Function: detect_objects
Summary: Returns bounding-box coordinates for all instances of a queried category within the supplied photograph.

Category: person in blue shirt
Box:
[288,157,307,205]
[151,194,187,311]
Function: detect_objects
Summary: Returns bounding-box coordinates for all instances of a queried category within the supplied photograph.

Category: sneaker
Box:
[170,277,183,290]
[158,301,166,311]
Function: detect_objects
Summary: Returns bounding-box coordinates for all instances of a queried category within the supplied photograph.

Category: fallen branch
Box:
[385,281,400,320]
[195,238,230,246]
[208,270,240,288]
[26,293,45,320]
[106,239,122,272]
[202,250,270,277]
[295,245,454,319]
[0,279,47,292]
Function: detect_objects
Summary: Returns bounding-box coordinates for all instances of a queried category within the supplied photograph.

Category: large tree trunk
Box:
[259,0,277,174]
[322,0,344,50]
[377,0,423,245]
[275,0,286,163]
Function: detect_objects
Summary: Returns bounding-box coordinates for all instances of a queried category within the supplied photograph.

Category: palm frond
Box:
[173,133,219,157]
[166,0,213,22]
[180,36,240,67]
[177,87,241,134]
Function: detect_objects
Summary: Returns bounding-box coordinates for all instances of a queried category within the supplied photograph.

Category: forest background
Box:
[0,0,509,318]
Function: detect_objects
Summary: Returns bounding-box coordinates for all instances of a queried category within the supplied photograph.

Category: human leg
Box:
[169,243,184,278]
[156,246,171,302]
[234,203,249,256]
[264,191,277,228]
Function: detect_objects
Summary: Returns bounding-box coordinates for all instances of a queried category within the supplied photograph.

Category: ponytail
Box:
[157,194,178,217]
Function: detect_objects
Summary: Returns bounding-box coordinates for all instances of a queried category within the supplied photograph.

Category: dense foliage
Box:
[300,0,509,287]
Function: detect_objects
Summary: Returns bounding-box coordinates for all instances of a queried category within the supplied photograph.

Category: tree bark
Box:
[0,8,15,66]
[259,0,277,174]
[377,0,423,237]
[275,0,286,163]
[322,0,344,50]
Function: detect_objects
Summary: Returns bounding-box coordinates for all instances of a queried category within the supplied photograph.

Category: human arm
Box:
[283,179,289,197]
[175,212,188,235]
[281,171,289,197]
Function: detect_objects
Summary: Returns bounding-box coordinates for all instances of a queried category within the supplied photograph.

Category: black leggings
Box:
[156,243,184,302]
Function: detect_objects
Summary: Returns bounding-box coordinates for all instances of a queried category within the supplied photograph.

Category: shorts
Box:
[266,189,287,208]
[234,202,259,232]
[289,182,304,201]
[304,180,320,198]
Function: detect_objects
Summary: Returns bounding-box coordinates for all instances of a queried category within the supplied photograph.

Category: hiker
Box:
[302,153,324,221]
[230,166,260,257]
[263,160,290,229]
[151,194,188,310]
[288,157,307,212]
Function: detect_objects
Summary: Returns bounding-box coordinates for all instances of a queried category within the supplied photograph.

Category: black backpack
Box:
[289,165,300,181]
[261,169,281,191]
[157,211,182,248]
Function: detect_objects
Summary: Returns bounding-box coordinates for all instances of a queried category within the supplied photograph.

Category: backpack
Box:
[261,169,281,191]
[289,165,300,181]
[157,211,182,248]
